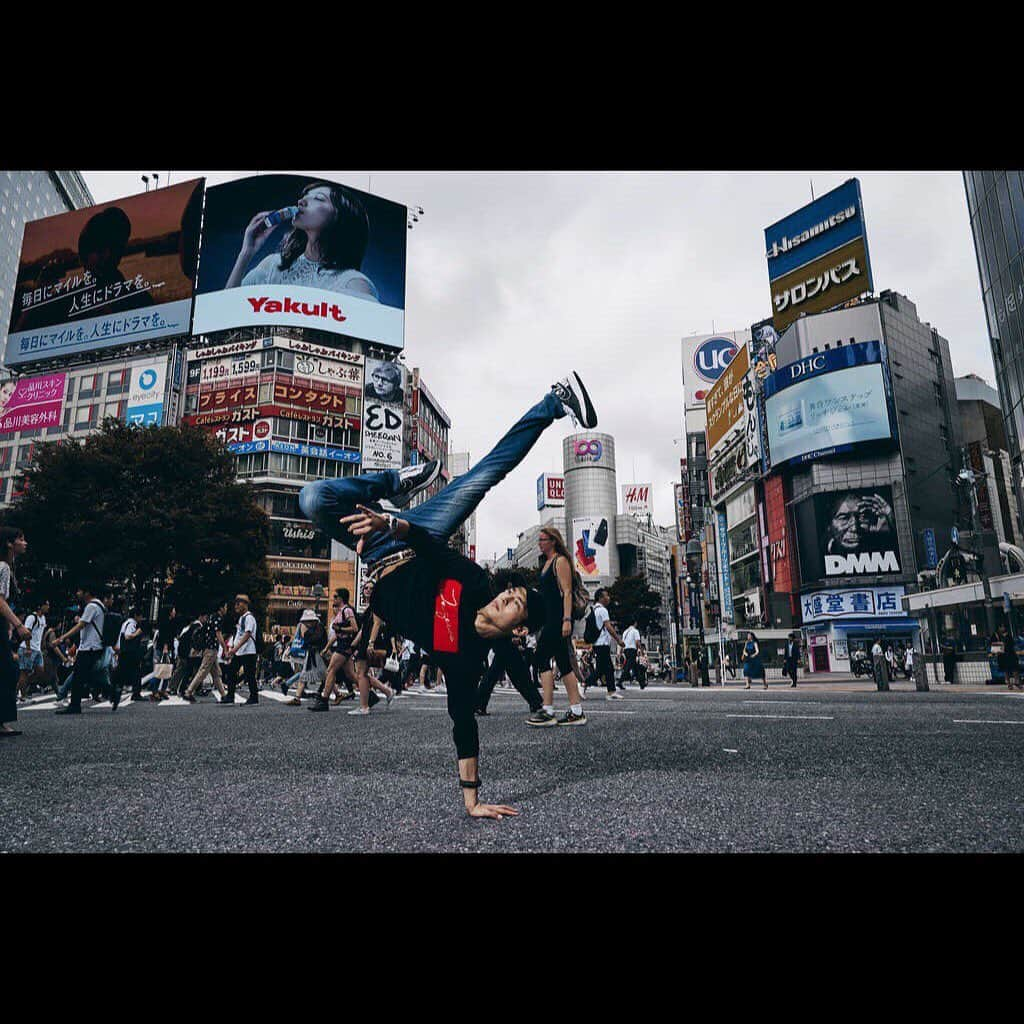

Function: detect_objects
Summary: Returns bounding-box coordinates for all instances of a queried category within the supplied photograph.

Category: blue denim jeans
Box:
[299,391,566,566]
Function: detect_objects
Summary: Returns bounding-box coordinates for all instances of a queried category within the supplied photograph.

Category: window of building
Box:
[75,405,95,429]
[0,447,11,472]
[20,427,42,439]
[107,368,128,395]
[277,350,295,371]
[259,383,273,404]
[78,374,99,399]
[261,349,276,370]
[16,444,33,467]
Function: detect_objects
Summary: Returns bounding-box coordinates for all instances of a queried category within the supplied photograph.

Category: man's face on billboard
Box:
[828,496,864,552]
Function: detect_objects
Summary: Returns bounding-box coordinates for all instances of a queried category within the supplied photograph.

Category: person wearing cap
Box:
[223,594,259,705]
[300,370,599,820]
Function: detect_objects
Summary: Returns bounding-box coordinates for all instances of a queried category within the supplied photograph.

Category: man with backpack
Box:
[223,594,260,705]
[587,589,625,701]
[55,583,107,715]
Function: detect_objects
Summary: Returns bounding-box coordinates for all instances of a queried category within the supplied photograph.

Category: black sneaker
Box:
[395,460,441,504]
[551,372,597,429]
[557,710,587,726]
[279,680,289,696]
[526,709,557,727]
[182,693,197,703]
[55,705,82,715]
[308,697,330,712]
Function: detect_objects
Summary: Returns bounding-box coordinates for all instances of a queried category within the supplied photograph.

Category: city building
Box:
[447,450,476,560]
[563,430,620,589]
[757,292,962,670]
[405,368,451,506]
[0,171,97,503]
[963,171,1024,536]
[956,373,1020,555]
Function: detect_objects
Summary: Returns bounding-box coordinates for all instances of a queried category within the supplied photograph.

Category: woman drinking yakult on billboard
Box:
[225,181,380,301]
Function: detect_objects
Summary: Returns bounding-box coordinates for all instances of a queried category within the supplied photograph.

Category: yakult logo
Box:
[247,296,347,322]
[574,439,603,462]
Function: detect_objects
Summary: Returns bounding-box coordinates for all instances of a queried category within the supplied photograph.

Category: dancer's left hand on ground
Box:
[468,803,519,820]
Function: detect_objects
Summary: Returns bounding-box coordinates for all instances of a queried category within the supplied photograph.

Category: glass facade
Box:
[965,171,1024,534]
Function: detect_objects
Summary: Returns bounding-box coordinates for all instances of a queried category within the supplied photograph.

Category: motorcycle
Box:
[850,651,873,678]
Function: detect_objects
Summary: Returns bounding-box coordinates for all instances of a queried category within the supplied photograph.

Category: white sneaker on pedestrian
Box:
[606,692,625,701]
[347,706,371,716]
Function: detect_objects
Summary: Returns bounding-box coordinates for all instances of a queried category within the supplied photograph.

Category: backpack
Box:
[120,619,142,659]
[555,555,589,620]
[250,616,265,656]
[583,605,600,644]
[100,606,123,649]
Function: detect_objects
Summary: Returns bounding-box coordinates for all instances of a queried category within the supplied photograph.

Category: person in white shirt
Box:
[56,584,106,715]
[592,589,626,701]
[904,645,914,680]
[871,638,889,691]
[621,621,642,687]
[223,594,260,705]
[112,607,144,709]
[16,598,49,700]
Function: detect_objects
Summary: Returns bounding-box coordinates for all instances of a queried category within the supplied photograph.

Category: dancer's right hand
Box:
[340,505,388,555]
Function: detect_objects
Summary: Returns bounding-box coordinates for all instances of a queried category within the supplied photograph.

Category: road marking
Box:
[953,719,1024,725]
[723,749,739,753]
[726,714,834,720]
[742,700,823,705]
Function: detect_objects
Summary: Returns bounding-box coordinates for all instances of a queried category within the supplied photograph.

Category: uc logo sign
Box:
[693,337,738,383]
[138,369,158,390]
[574,439,603,461]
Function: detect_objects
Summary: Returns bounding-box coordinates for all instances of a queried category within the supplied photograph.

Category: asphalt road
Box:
[3,683,1023,852]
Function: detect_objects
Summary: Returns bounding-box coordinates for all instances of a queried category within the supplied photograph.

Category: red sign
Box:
[213,418,272,446]
[198,384,258,412]
[547,476,564,502]
[183,404,359,431]
[764,474,795,595]
[273,382,348,413]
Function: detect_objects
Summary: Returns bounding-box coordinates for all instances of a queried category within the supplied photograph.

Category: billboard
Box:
[681,331,749,409]
[765,179,869,281]
[6,178,204,366]
[717,510,733,623]
[705,342,750,456]
[0,373,66,435]
[764,179,873,334]
[125,362,167,427]
[801,586,906,623]
[537,473,565,510]
[192,174,406,348]
[622,483,652,520]
[572,516,611,580]
[360,357,405,470]
[795,487,902,583]
[764,341,893,467]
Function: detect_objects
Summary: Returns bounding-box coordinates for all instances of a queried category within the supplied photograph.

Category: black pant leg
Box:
[502,642,543,712]
[440,657,480,759]
[476,650,505,712]
[596,646,615,693]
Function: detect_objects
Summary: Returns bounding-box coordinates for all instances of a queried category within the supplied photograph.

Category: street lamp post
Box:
[685,539,710,687]
[958,461,996,637]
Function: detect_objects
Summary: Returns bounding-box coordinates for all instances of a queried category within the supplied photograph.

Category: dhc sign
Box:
[693,336,738,384]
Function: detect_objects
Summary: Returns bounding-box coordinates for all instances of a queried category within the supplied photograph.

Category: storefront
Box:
[799,585,917,671]
[266,556,330,632]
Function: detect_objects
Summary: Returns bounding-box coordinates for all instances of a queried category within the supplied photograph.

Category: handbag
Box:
[153,652,174,680]
[384,655,400,673]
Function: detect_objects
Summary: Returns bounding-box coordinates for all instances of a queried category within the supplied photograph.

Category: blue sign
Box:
[764,179,868,282]
[951,526,959,545]
[692,336,739,386]
[717,511,733,624]
[763,340,883,399]
[226,439,360,463]
[923,528,938,570]
[801,586,906,623]
[764,341,894,468]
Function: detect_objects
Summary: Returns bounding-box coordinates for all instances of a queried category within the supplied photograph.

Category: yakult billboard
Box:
[193,174,407,349]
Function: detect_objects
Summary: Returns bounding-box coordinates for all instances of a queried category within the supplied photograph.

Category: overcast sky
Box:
[83,170,993,560]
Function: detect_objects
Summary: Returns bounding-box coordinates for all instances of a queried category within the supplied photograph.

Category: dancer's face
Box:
[475,587,528,638]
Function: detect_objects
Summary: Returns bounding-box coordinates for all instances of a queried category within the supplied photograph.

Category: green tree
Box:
[607,574,662,633]
[2,419,271,621]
